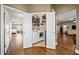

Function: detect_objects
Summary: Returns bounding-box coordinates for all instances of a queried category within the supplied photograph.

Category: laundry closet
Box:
[32,13,46,47]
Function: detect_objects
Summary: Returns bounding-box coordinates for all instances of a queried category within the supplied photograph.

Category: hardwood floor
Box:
[32,40,45,47]
[6,33,76,55]
[6,33,24,55]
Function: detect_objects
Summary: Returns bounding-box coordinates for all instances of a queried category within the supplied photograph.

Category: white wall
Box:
[1,5,5,54]
[0,5,1,54]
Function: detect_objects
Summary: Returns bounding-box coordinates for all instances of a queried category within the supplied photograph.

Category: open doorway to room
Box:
[56,9,76,54]
[31,12,56,49]
[32,13,46,47]
[7,15,23,54]
[2,5,24,55]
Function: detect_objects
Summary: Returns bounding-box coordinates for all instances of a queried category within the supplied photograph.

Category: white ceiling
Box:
[56,9,76,23]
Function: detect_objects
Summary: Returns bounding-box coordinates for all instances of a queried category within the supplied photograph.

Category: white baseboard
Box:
[75,48,79,54]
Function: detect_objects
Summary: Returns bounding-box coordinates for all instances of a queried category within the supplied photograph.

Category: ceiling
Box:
[56,9,76,23]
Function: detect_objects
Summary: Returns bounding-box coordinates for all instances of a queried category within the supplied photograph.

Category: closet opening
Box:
[32,13,46,47]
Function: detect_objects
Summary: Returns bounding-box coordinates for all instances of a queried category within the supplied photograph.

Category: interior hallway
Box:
[6,33,76,55]
[6,33,24,55]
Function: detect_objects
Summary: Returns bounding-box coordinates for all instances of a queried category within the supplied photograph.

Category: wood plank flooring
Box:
[32,40,45,47]
[6,33,76,55]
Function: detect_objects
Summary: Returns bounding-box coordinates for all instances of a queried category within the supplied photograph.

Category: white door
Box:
[4,11,10,53]
[46,12,56,49]
[23,13,32,48]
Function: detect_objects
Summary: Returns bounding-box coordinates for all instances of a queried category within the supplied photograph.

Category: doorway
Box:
[31,12,56,49]
[2,5,24,54]
[32,13,46,47]
[56,10,77,54]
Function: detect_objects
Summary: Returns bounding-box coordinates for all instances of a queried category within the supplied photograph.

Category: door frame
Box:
[31,12,56,49]
[1,5,29,55]
[31,12,47,47]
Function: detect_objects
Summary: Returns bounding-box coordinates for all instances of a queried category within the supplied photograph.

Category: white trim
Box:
[1,5,4,55]
[0,5,1,55]
[75,48,79,54]
[30,12,55,15]
[2,5,28,14]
